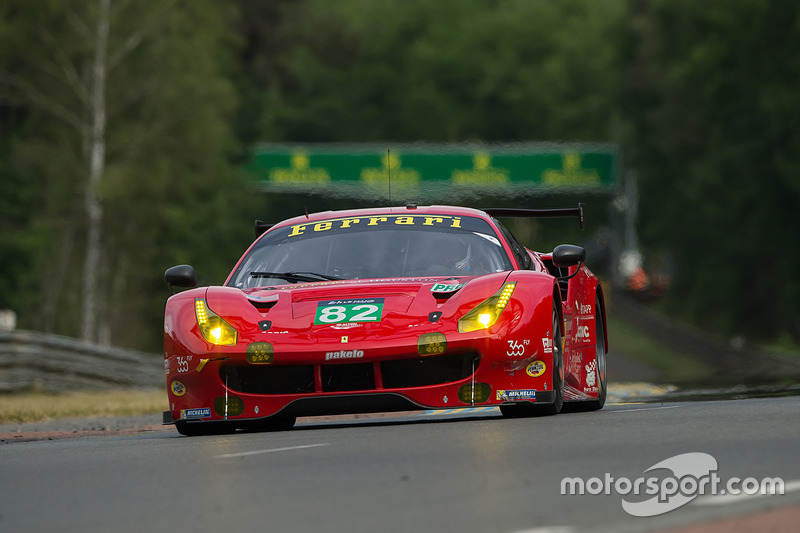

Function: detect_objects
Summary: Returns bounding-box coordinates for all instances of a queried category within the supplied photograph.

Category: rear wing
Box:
[482,203,585,230]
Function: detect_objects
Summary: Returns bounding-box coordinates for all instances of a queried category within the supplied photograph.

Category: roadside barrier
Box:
[0,330,162,393]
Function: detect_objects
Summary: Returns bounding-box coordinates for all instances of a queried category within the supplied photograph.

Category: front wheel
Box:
[584,295,607,410]
[500,303,564,417]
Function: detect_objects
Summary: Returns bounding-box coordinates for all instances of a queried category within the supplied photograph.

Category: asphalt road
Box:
[1,396,798,533]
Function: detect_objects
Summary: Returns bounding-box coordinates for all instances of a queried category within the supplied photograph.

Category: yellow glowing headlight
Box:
[458,282,517,333]
[195,299,238,346]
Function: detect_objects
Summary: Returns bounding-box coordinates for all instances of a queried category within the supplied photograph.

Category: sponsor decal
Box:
[246,342,274,364]
[497,389,537,401]
[542,336,553,354]
[506,339,530,357]
[457,383,491,404]
[164,358,169,375]
[325,349,364,361]
[195,358,209,373]
[180,407,211,420]
[418,332,447,356]
[176,355,192,373]
[287,214,463,237]
[526,360,547,378]
[574,323,591,342]
[431,282,467,293]
[576,301,593,316]
[170,380,186,397]
[341,336,349,343]
[586,360,597,388]
[331,322,362,330]
[315,298,385,325]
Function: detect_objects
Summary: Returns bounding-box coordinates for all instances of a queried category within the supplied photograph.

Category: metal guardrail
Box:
[0,330,163,393]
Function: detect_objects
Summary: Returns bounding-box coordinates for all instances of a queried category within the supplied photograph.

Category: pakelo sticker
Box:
[526,360,546,378]
[170,380,186,397]
[325,349,364,361]
[314,298,384,325]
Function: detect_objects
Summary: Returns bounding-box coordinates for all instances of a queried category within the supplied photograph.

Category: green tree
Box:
[1,0,247,349]
[236,0,625,143]
[620,0,800,341]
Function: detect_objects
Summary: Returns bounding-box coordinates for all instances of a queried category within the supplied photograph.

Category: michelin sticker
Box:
[497,389,537,401]
[180,408,211,420]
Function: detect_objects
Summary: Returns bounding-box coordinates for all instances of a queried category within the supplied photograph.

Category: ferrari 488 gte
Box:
[163,204,607,435]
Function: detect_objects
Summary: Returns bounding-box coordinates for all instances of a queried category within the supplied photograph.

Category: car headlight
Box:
[195,299,238,346]
[458,282,516,333]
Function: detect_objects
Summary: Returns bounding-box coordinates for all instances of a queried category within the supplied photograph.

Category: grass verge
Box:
[0,388,166,424]
[606,312,714,384]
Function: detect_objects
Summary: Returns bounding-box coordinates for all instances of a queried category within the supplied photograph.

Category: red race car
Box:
[162,204,608,435]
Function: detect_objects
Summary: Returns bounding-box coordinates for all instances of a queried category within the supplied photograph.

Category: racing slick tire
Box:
[500,304,564,417]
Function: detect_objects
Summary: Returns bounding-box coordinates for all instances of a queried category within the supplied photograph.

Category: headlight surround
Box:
[195,299,238,346]
[457,282,516,333]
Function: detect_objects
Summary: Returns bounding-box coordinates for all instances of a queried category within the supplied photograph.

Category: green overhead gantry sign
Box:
[249,143,619,199]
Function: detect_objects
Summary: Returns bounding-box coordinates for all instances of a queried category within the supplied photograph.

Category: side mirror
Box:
[165,264,197,294]
[255,220,274,238]
[552,244,586,268]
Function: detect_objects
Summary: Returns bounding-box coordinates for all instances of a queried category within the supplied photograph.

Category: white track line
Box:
[609,405,682,413]
[216,442,329,458]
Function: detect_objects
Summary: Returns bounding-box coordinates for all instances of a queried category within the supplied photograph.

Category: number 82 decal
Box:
[314,298,385,325]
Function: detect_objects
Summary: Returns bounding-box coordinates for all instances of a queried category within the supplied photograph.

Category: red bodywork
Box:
[163,205,607,432]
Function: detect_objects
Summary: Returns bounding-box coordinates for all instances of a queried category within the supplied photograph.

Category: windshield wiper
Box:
[249,271,342,283]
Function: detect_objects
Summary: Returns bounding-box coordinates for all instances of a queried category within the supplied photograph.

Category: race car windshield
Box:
[227,214,513,288]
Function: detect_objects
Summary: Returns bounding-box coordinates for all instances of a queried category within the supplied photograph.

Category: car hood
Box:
[248,275,489,319]
[204,274,511,341]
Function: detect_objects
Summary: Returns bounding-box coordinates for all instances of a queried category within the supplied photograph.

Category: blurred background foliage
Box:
[1,0,798,352]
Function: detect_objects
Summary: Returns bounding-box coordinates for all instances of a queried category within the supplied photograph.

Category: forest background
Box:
[1,0,798,354]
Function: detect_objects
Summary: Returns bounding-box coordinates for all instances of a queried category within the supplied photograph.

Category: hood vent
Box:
[247,294,279,311]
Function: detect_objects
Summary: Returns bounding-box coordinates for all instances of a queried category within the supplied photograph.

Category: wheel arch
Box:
[553,283,565,337]
[594,282,609,353]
